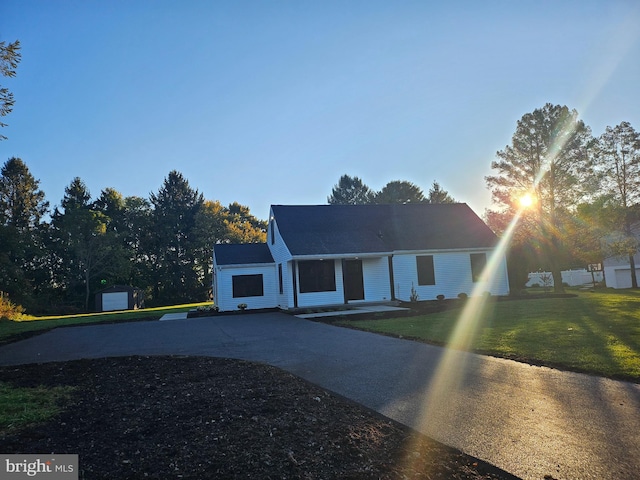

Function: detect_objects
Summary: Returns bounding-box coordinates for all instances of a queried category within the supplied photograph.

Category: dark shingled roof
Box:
[214,243,274,266]
[271,203,498,256]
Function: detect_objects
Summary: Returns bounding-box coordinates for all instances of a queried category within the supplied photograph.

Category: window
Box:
[470,253,487,282]
[278,264,283,294]
[416,255,435,285]
[232,274,264,298]
[298,260,336,293]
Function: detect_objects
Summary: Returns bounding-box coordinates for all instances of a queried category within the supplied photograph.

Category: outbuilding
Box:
[95,285,144,312]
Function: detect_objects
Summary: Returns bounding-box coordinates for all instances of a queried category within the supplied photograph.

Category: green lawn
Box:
[0,302,212,345]
[0,382,74,433]
[336,289,640,381]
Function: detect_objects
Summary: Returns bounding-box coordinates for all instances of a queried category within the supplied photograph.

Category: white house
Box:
[212,203,510,311]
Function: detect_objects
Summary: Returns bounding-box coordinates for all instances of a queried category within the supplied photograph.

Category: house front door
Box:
[343,259,365,302]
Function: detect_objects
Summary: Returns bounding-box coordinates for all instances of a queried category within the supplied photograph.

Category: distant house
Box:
[212,204,510,312]
[603,225,640,289]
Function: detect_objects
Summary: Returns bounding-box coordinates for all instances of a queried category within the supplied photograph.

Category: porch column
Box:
[291,260,298,308]
[388,255,396,300]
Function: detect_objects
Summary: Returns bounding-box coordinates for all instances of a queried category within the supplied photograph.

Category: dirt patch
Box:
[0,356,519,479]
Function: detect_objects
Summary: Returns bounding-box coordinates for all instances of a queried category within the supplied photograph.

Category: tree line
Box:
[2,103,638,314]
[0,164,266,313]
[485,103,640,292]
[327,176,456,205]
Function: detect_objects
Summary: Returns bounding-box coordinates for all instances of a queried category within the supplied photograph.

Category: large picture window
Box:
[470,253,487,282]
[298,260,336,293]
[416,255,435,285]
[232,274,264,298]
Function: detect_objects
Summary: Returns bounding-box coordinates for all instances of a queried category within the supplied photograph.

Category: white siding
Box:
[392,250,509,301]
[604,251,640,289]
[605,267,640,289]
[215,264,278,311]
[360,257,392,303]
[267,209,296,309]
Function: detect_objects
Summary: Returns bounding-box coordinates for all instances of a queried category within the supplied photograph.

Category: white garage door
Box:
[102,292,128,311]
[614,269,640,289]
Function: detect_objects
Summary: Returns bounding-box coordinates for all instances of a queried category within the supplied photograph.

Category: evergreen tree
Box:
[149,171,204,304]
[0,157,49,308]
[327,174,375,205]
[52,179,128,311]
[375,180,425,204]
[427,181,456,204]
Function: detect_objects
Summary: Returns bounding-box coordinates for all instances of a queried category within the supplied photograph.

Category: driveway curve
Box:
[1,312,639,480]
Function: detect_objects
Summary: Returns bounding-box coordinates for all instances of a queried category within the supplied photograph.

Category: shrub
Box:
[0,292,29,320]
[409,283,419,302]
[237,303,248,311]
[436,294,445,301]
[457,292,468,300]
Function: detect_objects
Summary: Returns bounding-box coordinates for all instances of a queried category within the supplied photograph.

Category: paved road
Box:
[1,313,639,480]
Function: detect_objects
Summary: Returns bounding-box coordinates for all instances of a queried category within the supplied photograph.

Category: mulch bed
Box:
[0,356,519,479]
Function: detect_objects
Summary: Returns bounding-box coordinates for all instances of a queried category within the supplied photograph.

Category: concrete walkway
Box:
[0,312,638,480]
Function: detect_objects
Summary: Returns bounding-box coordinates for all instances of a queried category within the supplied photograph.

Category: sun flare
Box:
[519,193,534,208]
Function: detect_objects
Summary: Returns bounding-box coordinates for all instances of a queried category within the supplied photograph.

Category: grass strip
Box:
[0,302,212,344]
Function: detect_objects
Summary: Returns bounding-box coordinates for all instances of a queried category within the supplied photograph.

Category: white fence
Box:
[526,269,603,287]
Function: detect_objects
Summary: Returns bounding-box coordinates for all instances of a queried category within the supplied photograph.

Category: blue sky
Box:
[1,1,639,220]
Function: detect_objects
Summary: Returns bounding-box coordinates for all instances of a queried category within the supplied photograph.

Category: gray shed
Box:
[95,285,144,312]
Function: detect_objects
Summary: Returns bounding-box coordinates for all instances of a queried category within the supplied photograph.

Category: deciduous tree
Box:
[595,122,640,288]
[485,103,593,292]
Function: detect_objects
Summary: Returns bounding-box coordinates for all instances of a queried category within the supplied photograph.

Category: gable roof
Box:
[214,243,274,266]
[271,203,498,256]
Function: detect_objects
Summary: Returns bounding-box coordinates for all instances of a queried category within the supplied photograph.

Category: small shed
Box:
[95,285,144,312]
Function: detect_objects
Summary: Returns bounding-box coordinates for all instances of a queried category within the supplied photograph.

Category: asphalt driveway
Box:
[1,312,639,480]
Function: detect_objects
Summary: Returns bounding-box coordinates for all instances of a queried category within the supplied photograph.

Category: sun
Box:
[519,193,535,208]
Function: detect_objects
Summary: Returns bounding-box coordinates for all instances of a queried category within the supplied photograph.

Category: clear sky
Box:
[1,1,639,220]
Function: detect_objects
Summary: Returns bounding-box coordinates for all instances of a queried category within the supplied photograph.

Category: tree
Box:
[224,202,267,243]
[149,171,204,304]
[51,179,128,311]
[427,181,456,204]
[0,158,49,308]
[375,180,425,204]
[485,103,593,293]
[593,121,640,287]
[0,39,21,140]
[327,174,375,205]
[0,157,48,229]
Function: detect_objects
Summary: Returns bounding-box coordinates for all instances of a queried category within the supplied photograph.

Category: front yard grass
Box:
[0,302,212,345]
[0,382,75,433]
[337,289,640,382]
